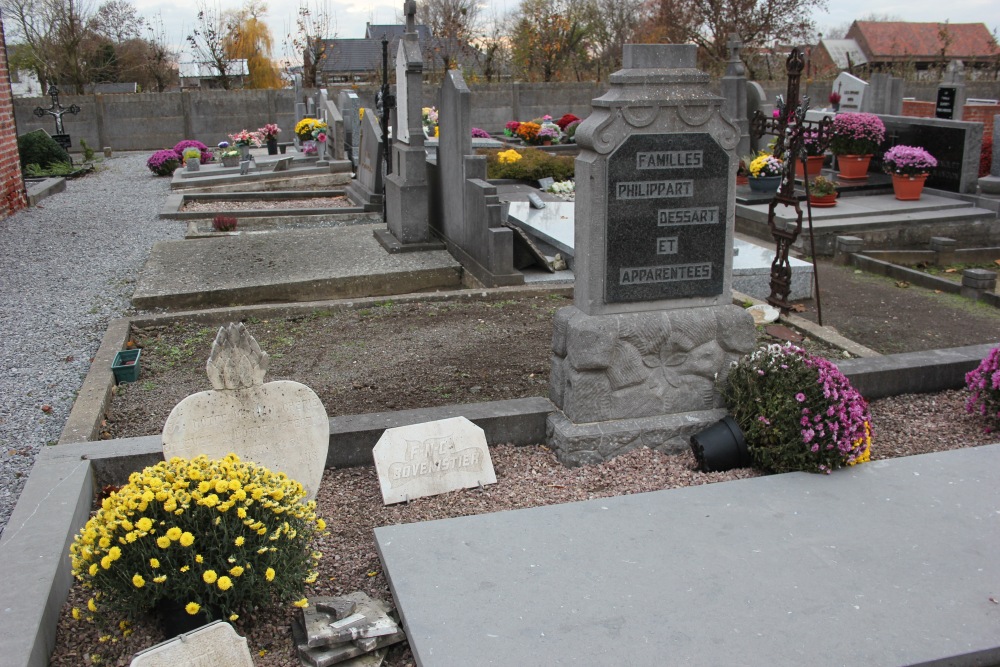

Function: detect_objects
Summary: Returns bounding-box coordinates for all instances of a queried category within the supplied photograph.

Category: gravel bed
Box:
[48,389,999,666]
[180,196,353,212]
[0,154,183,537]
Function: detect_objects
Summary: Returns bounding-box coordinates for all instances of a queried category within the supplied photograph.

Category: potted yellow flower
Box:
[68,454,326,636]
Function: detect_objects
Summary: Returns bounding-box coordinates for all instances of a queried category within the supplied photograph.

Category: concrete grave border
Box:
[3,285,997,667]
[159,189,368,220]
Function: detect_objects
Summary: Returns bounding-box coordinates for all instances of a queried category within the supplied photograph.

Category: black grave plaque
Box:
[935,87,956,119]
[605,133,730,303]
[52,134,71,150]
[879,119,968,192]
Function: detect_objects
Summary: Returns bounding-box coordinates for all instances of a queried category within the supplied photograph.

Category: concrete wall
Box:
[14,89,298,152]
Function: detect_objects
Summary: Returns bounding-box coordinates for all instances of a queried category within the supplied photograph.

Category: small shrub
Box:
[147,150,181,176]
[213,215,238,232]
[79,138,96,162]
[482,147,574,181]
[809,175,838,196]
[723,343,872,474]
[23,161,76,177]
[471,127,490,138]
[68,454,326,625]
[965,345,1000,429]
[172,140,211,164]
[17,129,71,171]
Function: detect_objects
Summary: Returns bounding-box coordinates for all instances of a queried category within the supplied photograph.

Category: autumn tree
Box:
[637,0,827,75]
[225,0,283,88]
[584,0,641,80]
[509,0,590,82]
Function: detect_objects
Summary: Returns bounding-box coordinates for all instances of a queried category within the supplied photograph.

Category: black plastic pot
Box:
[690,416,751,472]
[266,138,278,155]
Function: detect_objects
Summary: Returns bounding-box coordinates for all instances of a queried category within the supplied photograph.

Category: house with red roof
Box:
[811,21,998,78]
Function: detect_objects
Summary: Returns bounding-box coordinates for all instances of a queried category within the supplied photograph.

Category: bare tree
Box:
[288,0,335,87]
[187,2,236,88]
[418,0,481,71]
[585,0,640,80]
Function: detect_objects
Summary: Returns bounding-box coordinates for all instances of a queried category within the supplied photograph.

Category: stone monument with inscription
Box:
[373,416,496,505]
[377,0,438,252]
[162,323,329,500]
[547,44,756,466]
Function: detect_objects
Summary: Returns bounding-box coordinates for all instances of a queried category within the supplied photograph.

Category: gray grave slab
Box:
[130,621,253,666]
[377,444,1000,667]
[732,238,813,300]
[505,201,575,257]
[272,156,294,172]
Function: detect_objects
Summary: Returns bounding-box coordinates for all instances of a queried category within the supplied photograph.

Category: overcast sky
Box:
[134,0,998,65]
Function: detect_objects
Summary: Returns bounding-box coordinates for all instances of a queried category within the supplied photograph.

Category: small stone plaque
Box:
[162,323,329,500]
[605,133,730,303]
[130,621,253,666]
[272,156,293,172]
[373,416,496,505]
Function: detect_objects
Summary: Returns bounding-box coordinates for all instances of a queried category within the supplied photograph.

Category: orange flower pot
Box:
[891,173,928,201]
[795,155,826,179]
[836,154,872,180]
[808,193,838,207]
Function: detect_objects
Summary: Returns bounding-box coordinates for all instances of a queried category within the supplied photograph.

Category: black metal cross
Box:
[33,86,80,135]
[749,48,834,323]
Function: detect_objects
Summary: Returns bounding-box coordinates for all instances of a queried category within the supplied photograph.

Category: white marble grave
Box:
[373,416,496,505]
[832,72,868,112]
[130,621,253,666]
[162,323,328,500]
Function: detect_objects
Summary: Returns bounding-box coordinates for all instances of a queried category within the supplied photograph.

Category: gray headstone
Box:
[130,621,253,666]
[745,82,766,152]
[356,109,384,195]
[339,90,361,161]
[161,323,329,500]
[549,43,755,464]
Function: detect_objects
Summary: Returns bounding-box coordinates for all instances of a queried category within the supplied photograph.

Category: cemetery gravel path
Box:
[0,153,183,537]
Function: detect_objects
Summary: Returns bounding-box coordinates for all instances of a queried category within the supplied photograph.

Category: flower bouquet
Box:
[258,124,281,141]
[723,344,872,474]
[294,118,326,142]
[172,140,211,164]
[748,152,783,178]
[536,125,561,145]
[966,345,1000,429]
[829,112,885,156]
[515,121,540,144]
[228,129,262,148]
[422,106,438,138]
[504,120,521,138]
[68,454,326,627]
[882,145,937,176]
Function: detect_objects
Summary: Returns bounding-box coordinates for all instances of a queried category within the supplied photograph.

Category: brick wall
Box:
[902,100,935,118]
[962,104,1000,142]
[0,22,27,219]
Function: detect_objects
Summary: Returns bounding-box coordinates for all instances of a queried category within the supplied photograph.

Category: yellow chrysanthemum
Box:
[153,575,167,583]
[197,481,211,494]
[136,517,152,532]
[265,567,275,582]
[202,570,218,584]
[71,607,81,620]
[185,602,201,615]
[149,558,160,569]
[215,479,229,493]
[98,536,111,549]
[180,565,190,572]
[217,576,232,591]
[89,563,99,576]
[229,613,239,621]
[230,565,245,577]
[166,527,182,541]
[100,556,112,569]
[237,507,247,519]
[88,598,97,612]
[108,546,121,561]
[316,518,326,531]
[293,598,309,608]
[235,536,245,547]
[132,574,145,588]
[156,536,171,549]
[195,554,204,564]
[179,532,194,547]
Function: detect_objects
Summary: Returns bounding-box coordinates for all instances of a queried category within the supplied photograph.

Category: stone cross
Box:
[726,34,743,72]
[33,86,79,135]
[404,0,416,32]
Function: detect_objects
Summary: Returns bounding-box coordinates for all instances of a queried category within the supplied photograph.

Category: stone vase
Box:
[317,140,327,161]
[239,144,251,160]
[836,154,872,180]
[186,160,199,172]
[891,173,929,201]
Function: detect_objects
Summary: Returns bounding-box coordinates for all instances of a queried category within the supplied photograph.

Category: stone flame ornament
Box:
[162,323,329,500]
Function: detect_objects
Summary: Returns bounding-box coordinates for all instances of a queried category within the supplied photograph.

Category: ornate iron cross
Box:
[749,48,834,322]
[33,86,80,135]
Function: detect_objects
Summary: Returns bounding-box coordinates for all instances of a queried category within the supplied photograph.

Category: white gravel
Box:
[0,154,183,537]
